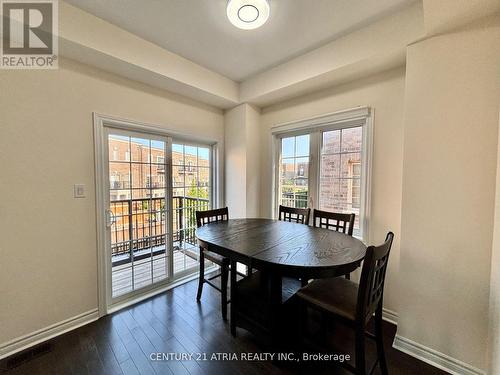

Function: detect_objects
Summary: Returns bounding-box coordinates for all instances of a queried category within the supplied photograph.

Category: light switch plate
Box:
[74,184,86,198]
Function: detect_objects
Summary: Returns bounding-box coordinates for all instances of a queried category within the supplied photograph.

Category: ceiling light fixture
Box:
[227,0,270,30]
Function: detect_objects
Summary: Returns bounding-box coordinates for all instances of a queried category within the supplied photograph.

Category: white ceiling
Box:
[65,0,415,82]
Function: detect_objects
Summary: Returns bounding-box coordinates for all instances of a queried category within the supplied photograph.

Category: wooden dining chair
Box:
[313,209,355,235]
[279,205,311,286]
[278,205,311,225]
[313,209,356,279]
[297,232,394,375]
[196,207,230,320]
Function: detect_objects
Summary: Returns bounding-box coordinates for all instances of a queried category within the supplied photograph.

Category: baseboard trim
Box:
[0,309,99,360]
[0,269,211,361]
[382,308,398,325]
[393,335,485,375]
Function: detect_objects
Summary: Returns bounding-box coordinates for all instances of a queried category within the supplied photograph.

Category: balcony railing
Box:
[281,192,308,208]
[110,196,209,266]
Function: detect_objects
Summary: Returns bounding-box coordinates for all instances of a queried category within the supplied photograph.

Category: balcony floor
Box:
[112,247,199,298]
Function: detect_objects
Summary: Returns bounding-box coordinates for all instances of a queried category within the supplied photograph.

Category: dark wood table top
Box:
[196,218,367,278]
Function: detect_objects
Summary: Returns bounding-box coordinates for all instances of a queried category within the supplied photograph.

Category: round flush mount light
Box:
[227,0,270,30]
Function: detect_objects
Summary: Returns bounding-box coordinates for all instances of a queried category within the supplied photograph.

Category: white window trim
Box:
[271,106,373,243]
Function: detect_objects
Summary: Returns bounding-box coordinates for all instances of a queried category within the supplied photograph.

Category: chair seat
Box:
[297,277,359,321]
[203,249,227,265]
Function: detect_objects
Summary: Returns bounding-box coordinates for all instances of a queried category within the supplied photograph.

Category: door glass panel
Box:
[108,134,169,298]
[172,143,212,275]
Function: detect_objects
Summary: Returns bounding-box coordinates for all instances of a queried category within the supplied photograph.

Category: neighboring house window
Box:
[274,109,372,239]
[125,150,130,161]
[110,174,117,188]
[157,156,165,171]
[113,147,118,161]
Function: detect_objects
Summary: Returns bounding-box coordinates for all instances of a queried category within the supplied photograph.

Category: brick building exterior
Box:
[108,137,210,202]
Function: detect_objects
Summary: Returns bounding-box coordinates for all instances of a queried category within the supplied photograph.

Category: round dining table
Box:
[196,218,367,340]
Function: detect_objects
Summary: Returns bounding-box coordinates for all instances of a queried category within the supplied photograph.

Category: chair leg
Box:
[221,261,229,320]
[355,325,366,375]
[375,304,389,375]
[230,260,237,336]
[196,249,205,301]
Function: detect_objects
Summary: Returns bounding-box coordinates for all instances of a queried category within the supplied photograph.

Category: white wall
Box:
[259,68,406,315]
[422,0,500,35]
[224,105,248,218]
[397,19,500,371]
[224,103,262,218]
[0,58,224,350]
[240,2,423,106]
[59,1,239,108]
[245,105,262,218]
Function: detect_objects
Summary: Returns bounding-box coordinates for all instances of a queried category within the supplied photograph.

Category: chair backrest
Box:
[312,209,355,236]
[196,207,229,228]
[356,232,394,323]
[278,205,311,224]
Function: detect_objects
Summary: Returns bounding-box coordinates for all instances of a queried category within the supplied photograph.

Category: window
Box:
[274,108,372,239]
[279,135,309,209]
[319,126,363,231]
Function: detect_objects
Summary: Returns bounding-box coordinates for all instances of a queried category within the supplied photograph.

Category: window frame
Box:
[272,107,373,242]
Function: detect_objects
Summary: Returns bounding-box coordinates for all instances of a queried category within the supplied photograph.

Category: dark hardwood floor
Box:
[1,279,446,375]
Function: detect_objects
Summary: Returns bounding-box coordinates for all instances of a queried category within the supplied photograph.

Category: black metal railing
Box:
[110,196,209,265]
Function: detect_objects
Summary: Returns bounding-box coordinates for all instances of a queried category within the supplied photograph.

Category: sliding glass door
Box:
[172,142,212,276]
[106,129,172,300]
[103,128,214,304]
